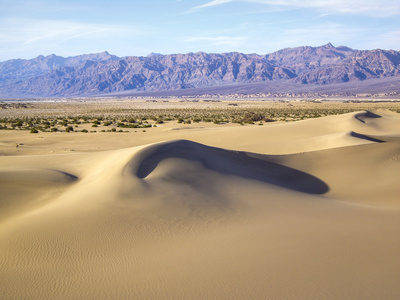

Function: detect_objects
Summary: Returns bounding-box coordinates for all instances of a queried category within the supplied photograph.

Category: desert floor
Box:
[1,101,400,299]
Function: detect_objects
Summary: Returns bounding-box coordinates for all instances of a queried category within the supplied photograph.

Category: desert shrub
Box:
[241,112,265,123]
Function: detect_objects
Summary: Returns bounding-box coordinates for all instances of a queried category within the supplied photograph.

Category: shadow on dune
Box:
[0,167,78,184]
[354,111,382,124]
[125,140,329,195]
[349,131,384,143]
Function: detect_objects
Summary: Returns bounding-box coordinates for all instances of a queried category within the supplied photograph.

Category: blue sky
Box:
[1,0,399,61]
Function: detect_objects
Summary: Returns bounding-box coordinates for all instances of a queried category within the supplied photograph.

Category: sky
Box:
[1,0,399,61]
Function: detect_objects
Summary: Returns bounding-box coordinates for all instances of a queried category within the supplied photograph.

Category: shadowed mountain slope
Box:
[1,44,399,97]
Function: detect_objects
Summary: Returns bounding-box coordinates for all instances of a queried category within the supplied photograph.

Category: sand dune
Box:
[126,139,329,194]
[1,109,400,299]
[0,168,78,222]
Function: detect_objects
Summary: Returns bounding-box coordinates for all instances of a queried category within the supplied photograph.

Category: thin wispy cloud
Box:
[60,29,115,43]
[0,17,148,60]
[192,0,400,16]
[250,0,400,15]
[192,0,234,10]
[2,18,145,44]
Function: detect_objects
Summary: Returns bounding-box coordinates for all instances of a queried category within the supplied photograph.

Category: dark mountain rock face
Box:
[0,44,399,97]
[0,51,118,87]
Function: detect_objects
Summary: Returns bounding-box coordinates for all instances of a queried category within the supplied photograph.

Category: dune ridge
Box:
[0,109,400,299]
[125,139,329,194]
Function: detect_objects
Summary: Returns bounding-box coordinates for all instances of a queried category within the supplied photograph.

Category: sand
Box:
[1,108,400,299]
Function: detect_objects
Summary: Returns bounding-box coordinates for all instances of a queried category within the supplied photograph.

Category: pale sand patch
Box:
[0,109,399,299]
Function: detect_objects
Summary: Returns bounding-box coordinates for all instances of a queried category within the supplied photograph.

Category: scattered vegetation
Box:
[1,99,399,133]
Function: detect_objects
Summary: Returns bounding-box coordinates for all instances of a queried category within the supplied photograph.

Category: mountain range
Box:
[0,43,399,97]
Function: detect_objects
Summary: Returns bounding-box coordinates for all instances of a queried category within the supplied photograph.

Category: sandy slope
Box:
[1,109,400,299]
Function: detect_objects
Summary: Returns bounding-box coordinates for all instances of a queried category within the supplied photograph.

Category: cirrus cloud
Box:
[193,0,400,16]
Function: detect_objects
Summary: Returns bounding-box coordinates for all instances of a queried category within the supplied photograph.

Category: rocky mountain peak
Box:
[322,42,334,48]
[147,52,163,57]
[0,44,399,97]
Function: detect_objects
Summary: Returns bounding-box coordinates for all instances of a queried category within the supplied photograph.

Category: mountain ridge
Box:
[1,44,399,97]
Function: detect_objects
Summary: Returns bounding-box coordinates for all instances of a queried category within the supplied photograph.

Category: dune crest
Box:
[125,139,329,195]
[346,109,400,134]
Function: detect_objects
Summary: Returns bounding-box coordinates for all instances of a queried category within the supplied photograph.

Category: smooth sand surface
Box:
[1,109,400,299]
